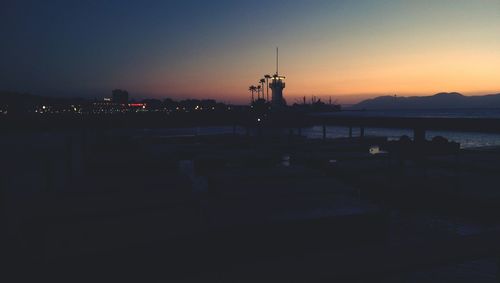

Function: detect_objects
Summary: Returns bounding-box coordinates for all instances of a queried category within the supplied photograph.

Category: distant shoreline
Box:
[352,92,500,110]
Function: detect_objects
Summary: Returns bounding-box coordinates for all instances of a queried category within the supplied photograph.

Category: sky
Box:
[1,0,500,104]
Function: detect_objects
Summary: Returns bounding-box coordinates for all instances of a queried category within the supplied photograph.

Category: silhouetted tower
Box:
[112,89,129,104]
[270,48,286,107]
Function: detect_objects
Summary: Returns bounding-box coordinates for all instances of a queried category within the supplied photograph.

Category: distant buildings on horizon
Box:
[0,90,235,116]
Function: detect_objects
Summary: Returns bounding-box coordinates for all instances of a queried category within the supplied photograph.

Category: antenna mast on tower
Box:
[276,47,279,75]
[270,47,286,107]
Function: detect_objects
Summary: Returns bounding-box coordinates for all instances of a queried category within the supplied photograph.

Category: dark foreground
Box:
[2,130,500,282]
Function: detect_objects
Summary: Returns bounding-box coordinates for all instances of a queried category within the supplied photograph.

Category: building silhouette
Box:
[112,89,129,105]
[270,48,286,107]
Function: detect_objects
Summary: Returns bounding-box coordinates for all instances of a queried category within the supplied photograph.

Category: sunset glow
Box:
[2,0,500,104]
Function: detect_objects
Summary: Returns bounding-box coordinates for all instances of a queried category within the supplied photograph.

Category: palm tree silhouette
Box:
[259,78,266,102]
[257,85,262,100]
[264,74,271,101]
[249,85,257,102]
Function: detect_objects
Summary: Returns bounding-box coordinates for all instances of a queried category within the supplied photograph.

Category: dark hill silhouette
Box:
[352,92,500,110]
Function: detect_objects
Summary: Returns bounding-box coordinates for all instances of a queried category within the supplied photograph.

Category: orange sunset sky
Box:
[2,0,500,104]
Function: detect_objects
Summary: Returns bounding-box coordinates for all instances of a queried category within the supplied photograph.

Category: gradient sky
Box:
[1,0,500,104]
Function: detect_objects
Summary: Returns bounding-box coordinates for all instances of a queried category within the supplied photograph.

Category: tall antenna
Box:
[276,47,279,75]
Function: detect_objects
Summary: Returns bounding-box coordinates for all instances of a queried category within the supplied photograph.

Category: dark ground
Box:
[2,129,500,282]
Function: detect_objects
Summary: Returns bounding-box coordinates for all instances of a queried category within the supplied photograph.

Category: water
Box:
[311,108,500,148]
[302,126,500,149]
[110,124,500,149]
[170,125,500,149]
[324,108,500,119]
[112,109,500,148]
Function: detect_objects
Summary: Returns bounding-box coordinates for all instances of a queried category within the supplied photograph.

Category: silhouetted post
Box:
[349,126,353,139]
[322,124,327,141]
[360,126,365,138]
[298,127,302,137]
[232,124,237,136]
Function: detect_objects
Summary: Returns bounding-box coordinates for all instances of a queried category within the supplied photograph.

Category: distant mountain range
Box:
[352,92,500,110]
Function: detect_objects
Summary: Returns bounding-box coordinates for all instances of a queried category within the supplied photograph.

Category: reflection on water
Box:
[281,155,291,167]
[369,145,388,155]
